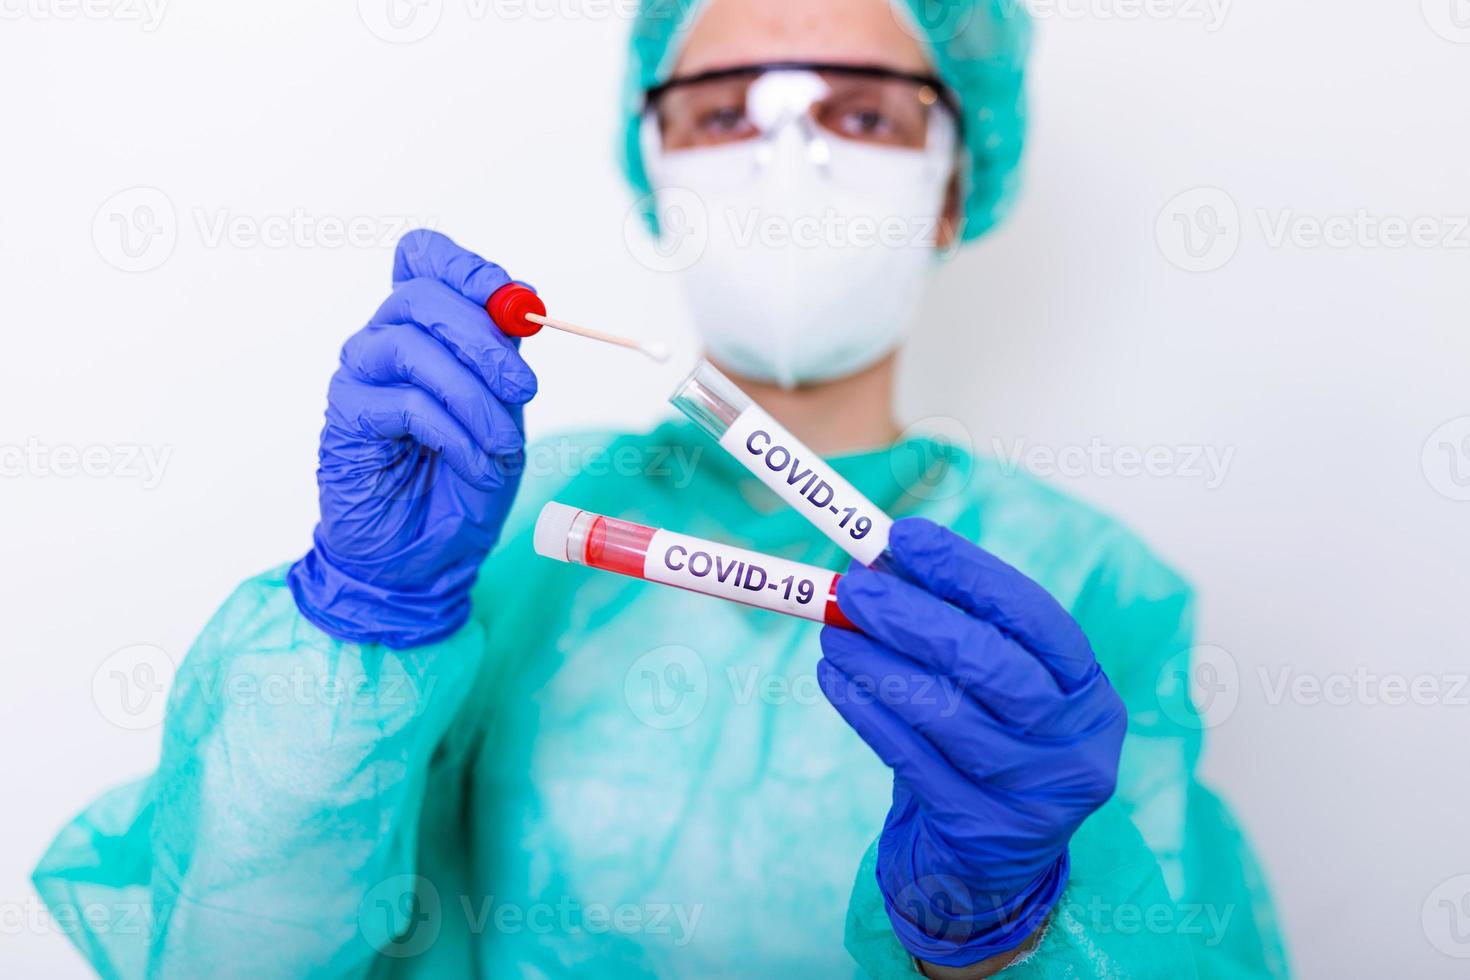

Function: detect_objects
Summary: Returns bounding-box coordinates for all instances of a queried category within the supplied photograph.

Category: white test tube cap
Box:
[533,502,582,562]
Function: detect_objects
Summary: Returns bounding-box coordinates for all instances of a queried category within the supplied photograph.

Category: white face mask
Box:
[642,71,958,389]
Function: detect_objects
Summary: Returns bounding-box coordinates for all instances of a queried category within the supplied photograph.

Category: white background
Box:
[2,0,1467,976]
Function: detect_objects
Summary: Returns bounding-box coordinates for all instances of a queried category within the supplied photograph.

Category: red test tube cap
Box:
[487,283,546,338]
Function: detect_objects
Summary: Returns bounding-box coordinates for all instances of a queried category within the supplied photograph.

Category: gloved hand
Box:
[819,518,1127,968]
[287,230,537,649]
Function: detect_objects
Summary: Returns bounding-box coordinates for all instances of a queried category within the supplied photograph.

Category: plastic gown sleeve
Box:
[842,531,1289,978]
[31,565,487,978]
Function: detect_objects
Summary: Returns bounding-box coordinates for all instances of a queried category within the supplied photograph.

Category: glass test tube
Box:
[670,359,897,569]
[533,502,855,630]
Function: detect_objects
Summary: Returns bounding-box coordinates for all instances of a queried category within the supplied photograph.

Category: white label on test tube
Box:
[643,529,832,622]
[719,406,894,566]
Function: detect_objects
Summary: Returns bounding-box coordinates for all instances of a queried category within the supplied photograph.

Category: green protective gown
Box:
[33,422,1289,978]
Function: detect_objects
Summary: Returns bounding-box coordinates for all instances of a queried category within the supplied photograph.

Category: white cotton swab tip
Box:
[524,313,670,363]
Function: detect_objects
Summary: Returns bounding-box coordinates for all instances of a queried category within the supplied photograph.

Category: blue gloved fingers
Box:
[816,657,976,806]
[340,323,524,458]
[819,627,1031,783]
[373,277,537,406]
[835,566,1068,731]
[347,383,510,492]
[819,625,1117,800]
[1052,669,1131,746]
[886,519,1098,693]
[291,233,532,648]
[391,229,514,307]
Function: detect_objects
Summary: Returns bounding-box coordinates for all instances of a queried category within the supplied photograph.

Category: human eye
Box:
[819,83,926,147]
[696,103,752,139]
[835,105,897,140]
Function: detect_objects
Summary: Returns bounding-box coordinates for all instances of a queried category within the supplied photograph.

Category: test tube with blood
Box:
[533,502,856,631]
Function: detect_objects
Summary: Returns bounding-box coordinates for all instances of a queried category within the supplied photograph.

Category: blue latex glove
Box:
[819,517,1127,967]
[287,230,537,648]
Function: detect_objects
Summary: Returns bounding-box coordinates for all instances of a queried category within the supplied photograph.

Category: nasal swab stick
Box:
[485,282,670,362]
[525,313,670,363]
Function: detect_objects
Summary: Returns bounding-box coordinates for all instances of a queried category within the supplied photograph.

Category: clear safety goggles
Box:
[641,62,962,186]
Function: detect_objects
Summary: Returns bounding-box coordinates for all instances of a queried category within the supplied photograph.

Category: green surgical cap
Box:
[618,0,1032,243]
